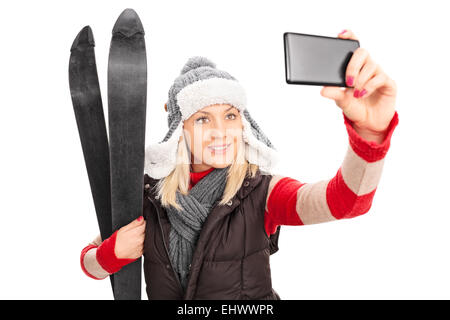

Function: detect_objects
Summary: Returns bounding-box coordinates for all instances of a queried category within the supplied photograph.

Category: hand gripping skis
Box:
[68,9,147,300]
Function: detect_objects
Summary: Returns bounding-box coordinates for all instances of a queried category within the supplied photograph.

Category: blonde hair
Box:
[155,130,259,211]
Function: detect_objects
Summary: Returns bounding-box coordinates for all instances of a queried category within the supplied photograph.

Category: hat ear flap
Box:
[145,122,183,179]
[240,115,279,173]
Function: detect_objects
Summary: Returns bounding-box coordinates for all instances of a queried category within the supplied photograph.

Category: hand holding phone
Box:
[284,29,398,144]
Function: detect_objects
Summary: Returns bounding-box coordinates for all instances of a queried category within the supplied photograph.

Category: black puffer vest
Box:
[142,168,281,300]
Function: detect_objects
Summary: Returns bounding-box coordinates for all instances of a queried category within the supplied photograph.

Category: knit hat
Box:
[144,56,279,179]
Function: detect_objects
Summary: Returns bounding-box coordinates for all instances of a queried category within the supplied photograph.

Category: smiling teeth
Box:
[210,144,229,150]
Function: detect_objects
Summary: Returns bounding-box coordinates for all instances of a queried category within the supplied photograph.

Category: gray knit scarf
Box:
[166,166,230,292]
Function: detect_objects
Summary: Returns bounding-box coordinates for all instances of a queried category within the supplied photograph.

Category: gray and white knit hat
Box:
[144,56,279,179]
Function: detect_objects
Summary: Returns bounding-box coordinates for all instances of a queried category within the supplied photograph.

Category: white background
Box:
[0,0,448,299]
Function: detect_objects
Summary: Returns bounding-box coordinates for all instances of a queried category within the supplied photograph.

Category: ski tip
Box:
[70,25,95,51]
[112,8,145,37]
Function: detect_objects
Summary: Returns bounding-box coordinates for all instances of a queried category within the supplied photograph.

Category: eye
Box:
[195,113,236,124]
[195,116,209,124]
[227,113,237,120]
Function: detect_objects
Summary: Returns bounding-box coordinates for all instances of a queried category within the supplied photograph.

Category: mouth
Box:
[208,143,232,154]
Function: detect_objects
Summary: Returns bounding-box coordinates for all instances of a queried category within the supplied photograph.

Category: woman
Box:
[80,29,399,299]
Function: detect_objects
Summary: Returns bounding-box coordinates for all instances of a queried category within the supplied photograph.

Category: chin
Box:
[209,162,232,169]
[201,155,235,169]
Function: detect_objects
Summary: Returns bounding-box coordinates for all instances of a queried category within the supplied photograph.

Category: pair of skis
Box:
[68,8,147,300]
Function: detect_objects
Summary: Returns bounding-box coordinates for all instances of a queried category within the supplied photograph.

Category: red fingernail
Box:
[353,89,360,98]
[359,89,367,98]
[339,29,347,35]
[346,76,354,86]
[137,216,143,221]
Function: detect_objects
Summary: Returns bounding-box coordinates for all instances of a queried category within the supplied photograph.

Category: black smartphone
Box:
[284,32,360,87]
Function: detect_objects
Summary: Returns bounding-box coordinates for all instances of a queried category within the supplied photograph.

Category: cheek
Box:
[231,126,243,145]
[186,127,208,156]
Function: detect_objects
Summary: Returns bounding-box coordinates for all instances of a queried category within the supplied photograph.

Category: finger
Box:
[356,72,387,99]
[134,243,144,254]
[134,238,145,250]
[320,86,346,105]
[337,29,359,41]
[129,223,146,237]
[353,58,378,94]
[121,216,145,231]
[136,220,146,233]
[345,47,370,88]
[338,29,362,87]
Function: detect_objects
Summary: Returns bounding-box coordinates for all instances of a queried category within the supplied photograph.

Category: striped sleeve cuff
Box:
[343,111,399,162]
[80,245,109,280]
[96,230,136,274]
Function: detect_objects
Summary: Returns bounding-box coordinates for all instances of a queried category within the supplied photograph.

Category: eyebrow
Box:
[197,106,234,115]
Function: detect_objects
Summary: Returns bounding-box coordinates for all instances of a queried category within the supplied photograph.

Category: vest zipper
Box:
[147,195,185,297]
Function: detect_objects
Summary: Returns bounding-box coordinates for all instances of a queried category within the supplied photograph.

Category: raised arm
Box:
[264,110,399,237]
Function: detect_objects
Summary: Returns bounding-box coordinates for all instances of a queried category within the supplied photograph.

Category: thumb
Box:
[320,86,346,105]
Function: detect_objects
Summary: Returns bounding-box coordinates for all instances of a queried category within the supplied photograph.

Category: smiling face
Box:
[182,103,244,172]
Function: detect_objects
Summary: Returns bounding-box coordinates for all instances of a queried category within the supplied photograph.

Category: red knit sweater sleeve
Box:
[80,230,137,280]
[264,111,399,237]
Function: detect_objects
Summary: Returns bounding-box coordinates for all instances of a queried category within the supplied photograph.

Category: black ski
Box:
[107,9,147,300]
[68,26,115,291]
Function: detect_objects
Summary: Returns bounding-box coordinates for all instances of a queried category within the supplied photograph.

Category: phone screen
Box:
[284,32,359,87]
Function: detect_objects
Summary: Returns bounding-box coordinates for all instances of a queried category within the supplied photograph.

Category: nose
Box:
[208,119,227,141]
